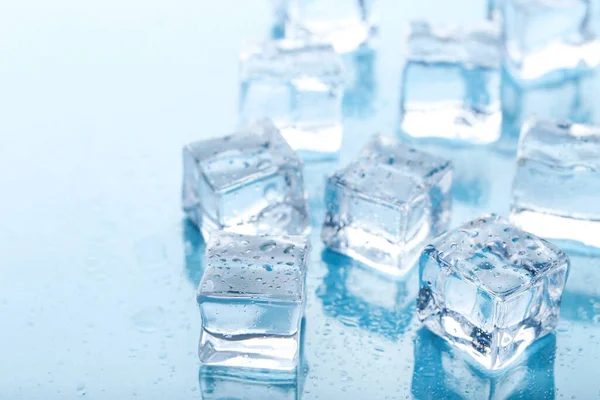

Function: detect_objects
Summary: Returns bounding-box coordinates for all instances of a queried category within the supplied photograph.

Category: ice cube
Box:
[286,0,378,54]
[239,39,344,160]
[417,214,570,370]
[182,120,310,240]
[503,0,600,84]
[399,21,502,144]
[321,134,453,276]
[197,232,310,370]
[510,119,600,249]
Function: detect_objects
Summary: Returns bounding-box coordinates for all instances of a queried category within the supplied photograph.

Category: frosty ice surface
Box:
[287,0,378,53]
[511,119,600,248]
[400,21,502,144]
[321,134,453,276]
[182,120,310,240]
[197,232,310,370]
[239,39,344,159]
[417,215,570,370]
[503,0,600,84]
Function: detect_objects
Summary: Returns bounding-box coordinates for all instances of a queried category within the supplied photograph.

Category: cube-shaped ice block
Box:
[503,0,600,84]
[182,120,310,240]
[321,134,453,276]
[417,215,570,370]
[239,39,344,159]
[197,232,311,370]
[399,21,502,144]
[287,0,378,54]
[510,119,600,249]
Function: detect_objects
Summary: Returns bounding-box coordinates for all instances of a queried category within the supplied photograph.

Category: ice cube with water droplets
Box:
[182,120,310,240]
[399,21,502,144]
[321,134,453,276]
[510,119,600,249]
[197,232,310,370]
[417,214,570,370]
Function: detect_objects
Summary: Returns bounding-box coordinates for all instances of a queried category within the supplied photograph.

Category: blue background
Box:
[1,0,600,398]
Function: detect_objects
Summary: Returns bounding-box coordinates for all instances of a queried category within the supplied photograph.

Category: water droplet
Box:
[283,245,295,254]
[260,241,277,252]
[257,159,272,170]
[263,264,273,272]
[132,306,165,333]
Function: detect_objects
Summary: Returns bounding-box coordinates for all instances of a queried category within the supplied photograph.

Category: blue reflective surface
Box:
[2,0,600,398]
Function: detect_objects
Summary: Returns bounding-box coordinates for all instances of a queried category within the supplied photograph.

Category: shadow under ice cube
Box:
[197,232,310,370]
[321,134,453,276]
[510,119,600,249]
[503,0,600,84]
[239,39,344,159]
[400,21,502,144]
[417,214,569,370]
[182,120,310,240]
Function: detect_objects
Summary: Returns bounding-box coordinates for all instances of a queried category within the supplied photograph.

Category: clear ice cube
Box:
[287,0,378,54]
[197,232,310,370]
[503,0,600,84]
[182,120,310,240]
[510,119,600,249]
[400,21,502,144]
[321,134,453,276]
[239,39,344,159]
[417,214,570,370]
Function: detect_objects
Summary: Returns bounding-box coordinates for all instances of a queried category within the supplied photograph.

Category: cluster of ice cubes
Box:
[179,0,600,378]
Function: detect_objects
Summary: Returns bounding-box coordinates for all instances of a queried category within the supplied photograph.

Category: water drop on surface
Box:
[260,240,277,252]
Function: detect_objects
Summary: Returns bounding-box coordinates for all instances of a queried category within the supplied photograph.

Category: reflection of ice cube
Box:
[400,21,502,144]
[239,39,344,159]
[510,119,600,249]
[197,232,310,370]
[286,0,378,54]
[418,215,569,370]
[412,329,556,399]
[317,250,417,340]
[182,120,310,240]
[503,0,600,84]
[199,365,302,400]
[322,134,453,275]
